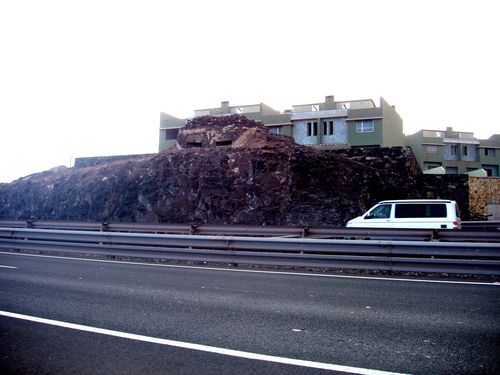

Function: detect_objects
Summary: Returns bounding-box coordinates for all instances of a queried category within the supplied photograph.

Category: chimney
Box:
[221,101,230,114]
[325,95,335,110]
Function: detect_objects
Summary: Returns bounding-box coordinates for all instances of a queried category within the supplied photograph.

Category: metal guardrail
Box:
[0,220,499,242]
[461,221,500,230]
[0,227,499,275]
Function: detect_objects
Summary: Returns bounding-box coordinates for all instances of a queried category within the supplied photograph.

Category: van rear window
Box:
[395,204,447,218]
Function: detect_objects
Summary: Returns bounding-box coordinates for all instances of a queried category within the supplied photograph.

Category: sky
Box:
[0,0,499,183]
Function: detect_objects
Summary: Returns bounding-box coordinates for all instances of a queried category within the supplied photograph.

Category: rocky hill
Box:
[0,115,442,226]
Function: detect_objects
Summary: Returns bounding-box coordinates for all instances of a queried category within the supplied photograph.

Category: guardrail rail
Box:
[0,220,499,242]
[0,227,499,275]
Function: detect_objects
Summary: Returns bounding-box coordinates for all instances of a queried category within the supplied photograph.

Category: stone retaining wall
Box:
[469,177,500,219]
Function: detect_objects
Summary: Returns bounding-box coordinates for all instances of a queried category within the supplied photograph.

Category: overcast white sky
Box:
[1,0,499,183]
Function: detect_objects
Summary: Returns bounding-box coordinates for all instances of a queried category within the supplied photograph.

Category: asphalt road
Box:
[0,251,499,374]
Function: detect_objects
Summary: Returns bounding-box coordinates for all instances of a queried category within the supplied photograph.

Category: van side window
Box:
[366,204,391,219]
[395,204,447,218]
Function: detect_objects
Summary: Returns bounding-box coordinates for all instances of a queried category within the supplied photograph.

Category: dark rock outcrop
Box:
[0,115,464,225]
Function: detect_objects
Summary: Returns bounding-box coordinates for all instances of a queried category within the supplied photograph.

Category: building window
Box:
[270,126,283,135]
[485,148,496,156]
[423,130,443,138]
[322,120,334,135]
[424,162,441,170]
[463,145,468,156]
[446,167,458,174]
[426,145,438,154]
[164,128,179,140]
[483,165,499,177]
[449,144,458,156]
[307,121,317,137]
[444,144,459,161]
[356,120,374,133]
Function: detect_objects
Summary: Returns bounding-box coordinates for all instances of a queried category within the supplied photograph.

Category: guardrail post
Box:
[302,226,309,238]
[225,238,239,268]
[190,224,197,235]
[101,222,109,232]
[387,243,394,274]
[26,220,33,229]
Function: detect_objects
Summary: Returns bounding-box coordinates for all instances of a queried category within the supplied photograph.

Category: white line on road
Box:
[0,310,409,375]
[0,264,17,269]
[0,250,497,286]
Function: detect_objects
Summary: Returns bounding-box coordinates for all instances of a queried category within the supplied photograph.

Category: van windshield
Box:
[395,203,447,218]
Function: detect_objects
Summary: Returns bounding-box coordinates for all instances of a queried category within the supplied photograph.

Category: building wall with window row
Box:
[159,95,403,152]
[406,128,500,176]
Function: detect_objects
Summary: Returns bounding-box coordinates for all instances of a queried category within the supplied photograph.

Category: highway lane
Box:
[0,251,499,374]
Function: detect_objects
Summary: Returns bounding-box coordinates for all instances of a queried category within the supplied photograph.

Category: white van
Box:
[346,199,461,229]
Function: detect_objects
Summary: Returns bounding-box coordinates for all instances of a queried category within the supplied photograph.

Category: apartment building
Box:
[405,127,500,176]
[158,95,404,152]
[289,96,403,149]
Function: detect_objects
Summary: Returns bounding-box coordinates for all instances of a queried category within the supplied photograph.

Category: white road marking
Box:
[0,251,497,286]
[0,264,17,269]
[0,310,409,375]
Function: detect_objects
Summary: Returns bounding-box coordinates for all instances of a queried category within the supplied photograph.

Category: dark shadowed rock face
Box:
[0,115,431,226]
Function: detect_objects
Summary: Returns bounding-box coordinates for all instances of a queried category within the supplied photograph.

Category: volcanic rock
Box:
[0,115,435,226]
